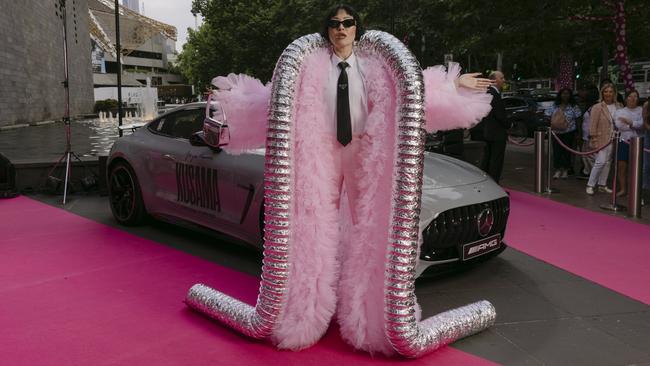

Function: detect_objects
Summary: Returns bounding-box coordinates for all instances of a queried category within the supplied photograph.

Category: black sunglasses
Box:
[327,19,356,29]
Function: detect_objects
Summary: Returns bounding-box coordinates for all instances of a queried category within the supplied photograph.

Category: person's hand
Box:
[619,117,632,125]
[455,73,492,91]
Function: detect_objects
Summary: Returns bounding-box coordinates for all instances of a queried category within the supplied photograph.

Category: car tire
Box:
[108,161,147,226]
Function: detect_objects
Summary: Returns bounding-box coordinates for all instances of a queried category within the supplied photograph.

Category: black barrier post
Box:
[628,136,644,218]
[601,131,625,212]
[534,130,544,193]
[544,127,558,194]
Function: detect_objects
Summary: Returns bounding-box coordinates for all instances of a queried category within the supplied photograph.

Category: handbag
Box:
[550,107,569,130]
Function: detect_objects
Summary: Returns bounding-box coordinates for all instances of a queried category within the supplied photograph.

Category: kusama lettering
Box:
[175,162,221,212]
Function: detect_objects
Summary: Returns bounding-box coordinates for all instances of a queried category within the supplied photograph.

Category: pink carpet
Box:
[0,196,494,366]
[505,190,650,305]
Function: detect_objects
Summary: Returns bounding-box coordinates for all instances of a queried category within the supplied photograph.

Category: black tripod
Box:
[45,0,83,205]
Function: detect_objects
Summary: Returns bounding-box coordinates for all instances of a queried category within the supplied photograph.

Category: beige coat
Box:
[589,101,622,149]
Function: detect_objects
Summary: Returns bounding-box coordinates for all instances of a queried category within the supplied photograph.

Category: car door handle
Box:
[162,154,175,161]
[199,154,213,159]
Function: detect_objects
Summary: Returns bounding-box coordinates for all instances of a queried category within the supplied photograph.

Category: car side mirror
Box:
[191,130,222,152]
[189,131,207,147]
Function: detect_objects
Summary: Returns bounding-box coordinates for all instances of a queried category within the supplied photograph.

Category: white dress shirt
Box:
[324,51,368,135]
[614,106,644,141]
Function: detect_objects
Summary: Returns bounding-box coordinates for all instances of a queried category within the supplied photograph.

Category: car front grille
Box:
[420,197,510,261]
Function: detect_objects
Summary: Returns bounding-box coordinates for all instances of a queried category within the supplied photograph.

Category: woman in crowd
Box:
[613,90,644,196]
[577,86,600,178]
[546,88,581,179]
[586,83,622,195]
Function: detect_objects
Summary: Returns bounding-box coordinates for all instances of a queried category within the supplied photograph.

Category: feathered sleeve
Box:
[422,62,493,133]
[211,73,271,154]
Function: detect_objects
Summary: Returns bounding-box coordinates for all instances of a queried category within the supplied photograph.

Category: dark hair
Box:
[320,4,365,44]
[625,89,639,100]
[555,87,576,106]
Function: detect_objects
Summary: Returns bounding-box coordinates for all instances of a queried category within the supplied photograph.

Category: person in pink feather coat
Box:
[207,4,493,357]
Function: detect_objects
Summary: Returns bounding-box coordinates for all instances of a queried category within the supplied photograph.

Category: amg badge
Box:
[462,234,501,261]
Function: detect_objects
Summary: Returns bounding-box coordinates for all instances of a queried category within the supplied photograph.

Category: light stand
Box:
[45,0,83,205]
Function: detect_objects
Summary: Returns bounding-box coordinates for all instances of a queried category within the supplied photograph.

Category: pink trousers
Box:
[332,135,363,224]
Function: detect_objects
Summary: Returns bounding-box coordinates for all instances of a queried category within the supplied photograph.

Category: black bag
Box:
[0,153,18,198]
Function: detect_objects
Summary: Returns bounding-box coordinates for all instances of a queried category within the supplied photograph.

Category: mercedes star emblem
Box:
[477,208,494,237]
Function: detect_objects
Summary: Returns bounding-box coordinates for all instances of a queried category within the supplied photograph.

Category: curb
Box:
[30,120,58,126]
[0,124,30,131]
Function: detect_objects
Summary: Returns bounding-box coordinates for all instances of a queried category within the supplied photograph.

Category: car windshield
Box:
[533,95,555,102]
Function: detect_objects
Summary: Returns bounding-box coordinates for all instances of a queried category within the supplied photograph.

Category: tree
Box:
[177,0,650,92]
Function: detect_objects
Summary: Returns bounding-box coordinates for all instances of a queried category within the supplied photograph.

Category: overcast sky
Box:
[138,0,202,52]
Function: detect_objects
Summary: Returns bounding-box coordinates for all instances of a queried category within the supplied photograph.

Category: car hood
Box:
[237,148,487,189]
[422,152,487,189]
[418,153,504,227]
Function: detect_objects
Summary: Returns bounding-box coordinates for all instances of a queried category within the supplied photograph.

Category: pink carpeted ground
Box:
[505,190,650,306]
[0,196,494,366]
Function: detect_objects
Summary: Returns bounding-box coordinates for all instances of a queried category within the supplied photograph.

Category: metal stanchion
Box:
[601,131,625,212]
[534,130,544,193]
[627,136,644,218]
[544,127,558,193]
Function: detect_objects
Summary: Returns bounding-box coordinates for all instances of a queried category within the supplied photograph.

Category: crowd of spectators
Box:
[540,81,649,200]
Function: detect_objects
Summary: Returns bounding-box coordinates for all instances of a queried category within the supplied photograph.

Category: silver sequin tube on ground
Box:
[185,33,326,339]
[356,31,497,358]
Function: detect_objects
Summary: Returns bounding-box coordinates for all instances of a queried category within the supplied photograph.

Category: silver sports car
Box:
[107,103,509,277]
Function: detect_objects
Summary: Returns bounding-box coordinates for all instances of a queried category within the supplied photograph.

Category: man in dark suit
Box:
[470,71,509,183]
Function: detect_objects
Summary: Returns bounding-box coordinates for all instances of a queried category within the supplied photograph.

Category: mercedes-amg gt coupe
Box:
[107,102,510,276]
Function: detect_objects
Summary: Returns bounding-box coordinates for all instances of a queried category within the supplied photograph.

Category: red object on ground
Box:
[505,190,650,306]
[0,196,494,365]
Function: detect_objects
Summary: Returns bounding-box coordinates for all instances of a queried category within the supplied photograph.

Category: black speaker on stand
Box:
[0,153,18,199]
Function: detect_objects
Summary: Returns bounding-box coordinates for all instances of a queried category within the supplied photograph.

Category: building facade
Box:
[89,0,184,92]
[0,0,94,127]
[122,0,140,13]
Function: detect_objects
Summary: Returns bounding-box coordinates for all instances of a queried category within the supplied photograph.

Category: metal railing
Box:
[532,126,645,218]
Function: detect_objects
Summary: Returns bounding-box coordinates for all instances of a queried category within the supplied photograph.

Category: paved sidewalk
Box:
[502,139,650,226]
[4,137,649,366]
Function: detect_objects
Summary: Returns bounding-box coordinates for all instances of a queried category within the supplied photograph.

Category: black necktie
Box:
[337,61,352,146]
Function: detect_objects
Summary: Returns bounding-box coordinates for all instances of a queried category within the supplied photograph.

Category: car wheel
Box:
[108,162,147,226]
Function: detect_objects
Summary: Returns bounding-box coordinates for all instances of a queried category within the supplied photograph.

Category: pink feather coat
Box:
[209,49,492,355]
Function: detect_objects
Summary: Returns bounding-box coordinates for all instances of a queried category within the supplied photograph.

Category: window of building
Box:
[124,49,163,60]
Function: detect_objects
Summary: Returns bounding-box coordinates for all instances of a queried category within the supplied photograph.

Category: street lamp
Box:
[114,0,123,136]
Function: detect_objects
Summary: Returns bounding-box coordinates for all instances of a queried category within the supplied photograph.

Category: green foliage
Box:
[177,0,650,92]
[94,99,119,113]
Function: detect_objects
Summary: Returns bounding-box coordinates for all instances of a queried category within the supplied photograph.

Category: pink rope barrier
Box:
[550,130,613,156]
[507,135,535,147]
